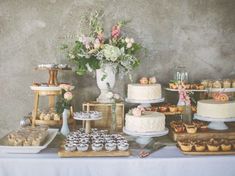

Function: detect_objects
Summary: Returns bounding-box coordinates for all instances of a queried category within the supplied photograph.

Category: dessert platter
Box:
[194,98,235,130]
[123,106,168,144]
[58,128,131,157]
[73,111,103,133]
[0,126,58,153]
[177,138,235,155]
[30,82,75,91]
[125,77,164,107]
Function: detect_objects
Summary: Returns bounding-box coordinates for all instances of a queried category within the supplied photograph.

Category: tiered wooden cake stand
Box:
[31,66,76,127]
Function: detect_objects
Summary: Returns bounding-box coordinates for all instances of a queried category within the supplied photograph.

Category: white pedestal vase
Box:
[96,64,116,103]
[60,109,70,136]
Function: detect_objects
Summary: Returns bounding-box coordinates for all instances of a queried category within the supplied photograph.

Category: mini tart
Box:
[169,105,178,113]
[184,84,191,90]
[174,125,185,133]
[195,143,206,152]
[179,143,193,152]
[159,106,168,112]
[185,126,197,134]
[207,142,220,152]
[221,143,232,151]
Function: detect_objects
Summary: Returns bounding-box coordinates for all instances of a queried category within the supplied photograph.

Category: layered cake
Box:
[125,111,165,133]
[127,84,162,101]
[197,100,235,118]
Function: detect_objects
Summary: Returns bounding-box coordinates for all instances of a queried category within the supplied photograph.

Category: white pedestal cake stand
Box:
[73,115,102,133]
[194,114,235,130]
[123,127,169,145]
[125,98,165,107]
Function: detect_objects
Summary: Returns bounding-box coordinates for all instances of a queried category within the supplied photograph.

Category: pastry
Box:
[207,80,213,88]
[185,125,197,134]
[140,77,148,84]
[44,114,51,121]
[173,125,185,133]
[207,139,220,152]
[159,105,168,112]
[91,143,103,151]
[149,77,157,84]
[201,80,208,88]
[197,84,205,90]
[223,79,231,88]
[76,143,89,152]
[178,141,193,152]
[184,83,191,90]
[191,106,197,113]
[169,105,178,113]
[117,142,129,151]
[53,114,60,121]
[221,143,232,151]
[213,80,222,88]
[195,142,206,152]
[105,143,117,151]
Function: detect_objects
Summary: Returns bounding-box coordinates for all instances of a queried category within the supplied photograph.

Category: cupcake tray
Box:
[169,126,235,141]
[177,145,235,155]
[58,148,131,157]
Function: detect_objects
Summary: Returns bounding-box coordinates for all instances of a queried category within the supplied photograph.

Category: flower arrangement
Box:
[56,84,74,114]
[62,11,142,80]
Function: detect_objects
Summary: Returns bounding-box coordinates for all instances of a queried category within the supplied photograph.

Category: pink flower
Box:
[111,25,121,39]
[64,92,73,101]
[132,108,142,117]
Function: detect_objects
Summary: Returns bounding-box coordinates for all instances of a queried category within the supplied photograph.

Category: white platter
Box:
[0,128,58,154]
[73,116,102,121]
[30,86,62,91]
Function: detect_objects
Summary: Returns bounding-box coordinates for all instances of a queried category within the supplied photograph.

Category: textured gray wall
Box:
[0,0,234,136]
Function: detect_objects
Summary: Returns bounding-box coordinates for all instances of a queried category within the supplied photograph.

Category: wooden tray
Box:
[169,126,235,141]
[177,146,235,155]
[58,149,131,157]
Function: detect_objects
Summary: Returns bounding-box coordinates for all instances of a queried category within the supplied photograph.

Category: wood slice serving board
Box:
[58,149,131,157]
[169,126,235,141]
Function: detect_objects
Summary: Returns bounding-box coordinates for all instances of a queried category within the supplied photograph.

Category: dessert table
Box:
[1,145,235,176]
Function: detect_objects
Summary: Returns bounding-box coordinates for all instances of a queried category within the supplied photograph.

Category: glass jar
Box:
[174,66,189,83]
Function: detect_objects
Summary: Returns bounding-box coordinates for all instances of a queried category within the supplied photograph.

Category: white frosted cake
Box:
[197,100,235,118]
[125,111,165,133]
[127,84,162,101]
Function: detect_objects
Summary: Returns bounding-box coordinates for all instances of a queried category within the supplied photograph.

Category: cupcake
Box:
[174,125,185,133]
[220,139,232,151]
[223,79,231,88]
[76,143,89,152]
[105,143,117,151]
[177,106,184,113]
[91,143,103,151]
[197,84,205,90]
[117,142,129,151]
[159,105,168,112]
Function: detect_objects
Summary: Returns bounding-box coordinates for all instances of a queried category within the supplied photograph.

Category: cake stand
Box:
[125,98,165,107]
[194,114,235,130]
[123,127,169,145]
[73,113,102,133]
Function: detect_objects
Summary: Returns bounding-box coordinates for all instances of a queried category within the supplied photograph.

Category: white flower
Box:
[106,91,114,99]
[68,53,75,59]
[103,44,122,62]
[125,37,134,48]
[64,92,73,101]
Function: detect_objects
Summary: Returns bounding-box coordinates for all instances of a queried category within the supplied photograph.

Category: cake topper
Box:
[139,76,157,85]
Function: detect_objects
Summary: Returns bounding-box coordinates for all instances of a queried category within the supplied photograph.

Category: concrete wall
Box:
[0,0,234,136]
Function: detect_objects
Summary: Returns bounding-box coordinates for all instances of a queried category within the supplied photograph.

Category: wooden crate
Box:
[82,101,124,131]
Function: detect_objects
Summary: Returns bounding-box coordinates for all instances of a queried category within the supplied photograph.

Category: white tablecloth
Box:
[0,146,235,176]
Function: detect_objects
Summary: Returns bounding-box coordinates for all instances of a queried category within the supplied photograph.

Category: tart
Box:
[207,139,220,152]
[159,106,168,112]
[221,143,232,151]
[185,126,197,134]
[213,80,222,88]
[201,80,208,88]
[197,84,205,90]
[195,142,206,152]
[174,125,185,133]
[184,83,191,90]
[169,105,178,113]
[178,142,193,152]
